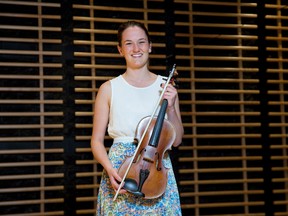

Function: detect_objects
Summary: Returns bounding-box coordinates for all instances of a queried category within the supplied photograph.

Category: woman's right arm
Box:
[90,81,124,192]
[91,81,111,170]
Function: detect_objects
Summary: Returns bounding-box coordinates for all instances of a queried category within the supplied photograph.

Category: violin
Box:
[113,64,178,200]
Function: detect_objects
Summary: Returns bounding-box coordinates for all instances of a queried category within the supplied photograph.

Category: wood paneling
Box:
[0,0,287,215]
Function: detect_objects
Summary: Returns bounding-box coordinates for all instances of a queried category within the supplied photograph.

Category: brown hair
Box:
[117,21,151,47]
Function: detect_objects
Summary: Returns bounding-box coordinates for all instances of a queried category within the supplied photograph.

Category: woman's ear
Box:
[149,42,152,53]
[117,45,123,56]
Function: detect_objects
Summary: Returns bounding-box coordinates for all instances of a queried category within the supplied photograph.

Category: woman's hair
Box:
[117,21,151,47]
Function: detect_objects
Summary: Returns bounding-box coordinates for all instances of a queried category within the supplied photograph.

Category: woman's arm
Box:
[90,81,125,192]
[91,81,111,170]
[162,83,184,147]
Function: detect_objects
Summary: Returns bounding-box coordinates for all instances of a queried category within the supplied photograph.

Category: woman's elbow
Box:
[173,131,184,147]
[173,128,184,147]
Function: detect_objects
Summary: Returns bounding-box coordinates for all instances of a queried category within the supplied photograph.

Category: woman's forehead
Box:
[122,26,148,40]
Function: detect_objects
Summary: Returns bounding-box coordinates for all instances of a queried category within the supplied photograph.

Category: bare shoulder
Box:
[96,80,111,102]
[99,80,111,92]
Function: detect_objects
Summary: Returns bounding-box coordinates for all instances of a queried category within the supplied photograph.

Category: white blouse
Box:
[108,75,165,142]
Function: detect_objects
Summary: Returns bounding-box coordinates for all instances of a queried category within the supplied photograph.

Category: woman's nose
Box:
[133,43,140,52]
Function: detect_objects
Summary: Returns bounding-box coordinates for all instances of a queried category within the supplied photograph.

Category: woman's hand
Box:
[161,83,178,110]
[106,167,127,194]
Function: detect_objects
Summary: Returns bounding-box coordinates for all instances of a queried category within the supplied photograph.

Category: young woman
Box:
[91,20,184,215]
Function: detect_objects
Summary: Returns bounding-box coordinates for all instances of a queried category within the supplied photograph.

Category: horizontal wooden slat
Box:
[179,145,262,150]
[0,186,64,193]
[0,149,63,154]
[180,178,263,185]
[0,199,64,206]
[0,0,60,7]
[0,37,61,43]
[74,16,165,23]
[181,189,263,197]
[174,0,257,7]
[0,50,61,55]
[74,76,113,81]
[179,156,262,162]
[0,87,62,92]
[0,161,64,168]
[0,112,63,117]
[176,33,258,40]
[0,212,64,216]
[180,201,264,209]
[0,13,60,19]
[0,136,63,142]
[0,75,62,80]
[179,167,262,174]
[176,10,257,18]
[181,111,260,116]
[0,62,62,67]
[0,100,63,104]
[0,25,61,31]
[183,134,261,139]
[73,4,163,13]
[76,172,102,177]
[0,124,63,129]
[0,173,64,180]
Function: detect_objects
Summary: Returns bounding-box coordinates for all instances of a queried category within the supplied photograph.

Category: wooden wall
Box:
[0,0,287,215]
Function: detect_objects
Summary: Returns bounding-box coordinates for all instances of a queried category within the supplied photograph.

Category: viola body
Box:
[118,114,176,199]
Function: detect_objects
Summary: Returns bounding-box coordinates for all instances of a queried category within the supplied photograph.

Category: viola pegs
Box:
[162,75,179,89]
[170,78,180,89]
[173,70,179,77]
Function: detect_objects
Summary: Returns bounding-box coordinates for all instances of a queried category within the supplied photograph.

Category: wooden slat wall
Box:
[266,2,288,216]
[0,0,64,215]
[173,1,263,215]
[0,0,287,215]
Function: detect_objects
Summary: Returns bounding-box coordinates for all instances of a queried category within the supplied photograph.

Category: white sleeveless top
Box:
[108,75,166,142]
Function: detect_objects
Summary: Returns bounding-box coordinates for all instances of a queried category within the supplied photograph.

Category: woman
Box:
[91,20,184,215]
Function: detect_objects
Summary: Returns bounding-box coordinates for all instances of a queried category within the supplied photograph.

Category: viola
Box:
[113,64,178,200]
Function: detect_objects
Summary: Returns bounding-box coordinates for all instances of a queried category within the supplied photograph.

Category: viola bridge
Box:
[143,157,154,163]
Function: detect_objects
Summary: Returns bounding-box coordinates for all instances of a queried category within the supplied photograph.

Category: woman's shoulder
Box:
[98,75,124,97]
[97,80,112,101]
[100,75,121,90]
[100,79,111,90]
[109,75,123,85]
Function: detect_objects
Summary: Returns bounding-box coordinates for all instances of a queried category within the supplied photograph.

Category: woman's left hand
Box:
[161,83,178,110]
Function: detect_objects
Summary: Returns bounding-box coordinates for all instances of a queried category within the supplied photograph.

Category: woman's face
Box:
[118,26,151,69]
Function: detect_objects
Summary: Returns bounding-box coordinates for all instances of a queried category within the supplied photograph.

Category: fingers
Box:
[113,179,127,194]
[108,169,127,194]
[161,83,177,107]
[161,83,177,95]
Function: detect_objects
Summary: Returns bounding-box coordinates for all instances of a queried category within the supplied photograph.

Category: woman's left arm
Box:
[162,83,184,147]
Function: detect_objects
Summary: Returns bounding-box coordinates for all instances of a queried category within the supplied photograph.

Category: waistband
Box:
[113,136,135,143]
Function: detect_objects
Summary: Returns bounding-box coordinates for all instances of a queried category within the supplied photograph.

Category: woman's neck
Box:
[122,69,157,88]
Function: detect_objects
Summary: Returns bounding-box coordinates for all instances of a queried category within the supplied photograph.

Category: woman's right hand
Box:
[107,167,127,194]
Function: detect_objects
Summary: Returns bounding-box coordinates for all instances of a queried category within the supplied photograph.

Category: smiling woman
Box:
[117,25,151,73]
[90,20,184,215]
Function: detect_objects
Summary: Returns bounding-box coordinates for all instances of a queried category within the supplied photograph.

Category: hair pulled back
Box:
[117,21,151,47]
